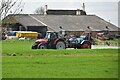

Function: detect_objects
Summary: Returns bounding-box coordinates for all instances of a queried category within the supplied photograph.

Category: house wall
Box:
[46,10,86,15]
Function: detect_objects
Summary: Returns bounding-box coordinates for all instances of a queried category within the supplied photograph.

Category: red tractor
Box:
[32,31,92,49]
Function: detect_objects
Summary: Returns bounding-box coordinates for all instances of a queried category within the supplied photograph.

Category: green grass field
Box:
[1,40,118,78]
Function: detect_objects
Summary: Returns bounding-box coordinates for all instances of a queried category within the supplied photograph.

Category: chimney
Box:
[82,3,85,11]
[76,9,81,15]
[44,5,48,15]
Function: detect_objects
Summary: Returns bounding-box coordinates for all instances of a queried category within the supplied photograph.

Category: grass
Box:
[2,40,118,56]
[1,40,119,78]
[2,56,118,78]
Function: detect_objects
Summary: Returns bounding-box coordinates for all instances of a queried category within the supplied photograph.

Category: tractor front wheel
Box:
[38,44,47,49]
[56,41,66,49]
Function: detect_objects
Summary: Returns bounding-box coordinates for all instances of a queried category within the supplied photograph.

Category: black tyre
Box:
[56,41,66,49]
[81,42,91,49]
[38,44,47,49]
[32,44,37,49]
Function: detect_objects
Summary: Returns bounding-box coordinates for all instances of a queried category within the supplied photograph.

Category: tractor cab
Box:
[45,31,59,40]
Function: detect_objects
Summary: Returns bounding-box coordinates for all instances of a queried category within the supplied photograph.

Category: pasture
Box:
[1,40,118,78]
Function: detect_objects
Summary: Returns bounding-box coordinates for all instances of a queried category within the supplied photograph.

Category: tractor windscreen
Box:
[45,32,51,39]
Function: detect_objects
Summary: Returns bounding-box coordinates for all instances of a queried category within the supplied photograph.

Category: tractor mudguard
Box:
[53,38,64,44]
[38,43,43,46]
[80,40,91,45]
[37,42,45,47]
[53,38,59,44]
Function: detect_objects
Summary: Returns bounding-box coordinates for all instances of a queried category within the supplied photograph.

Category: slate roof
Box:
[12,14,45,27]
[5,14,119,32]
[30,14,119,32]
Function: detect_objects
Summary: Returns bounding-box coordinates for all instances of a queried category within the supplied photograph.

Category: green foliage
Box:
[2,40,118,78]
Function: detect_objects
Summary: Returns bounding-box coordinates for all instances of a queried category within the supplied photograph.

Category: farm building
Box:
[2,5,119,37]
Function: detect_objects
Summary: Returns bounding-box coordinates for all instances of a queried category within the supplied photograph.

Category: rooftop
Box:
[5,14,119,32]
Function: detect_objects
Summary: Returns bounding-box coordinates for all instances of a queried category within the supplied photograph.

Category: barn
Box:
[2,5,119,37]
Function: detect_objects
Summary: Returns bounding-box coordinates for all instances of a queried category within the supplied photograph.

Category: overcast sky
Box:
[12,0,119,27]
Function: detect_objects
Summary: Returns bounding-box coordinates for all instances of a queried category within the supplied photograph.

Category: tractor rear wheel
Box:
[38,44,47,49]
[81,42,91,49]
[56,41,66,49]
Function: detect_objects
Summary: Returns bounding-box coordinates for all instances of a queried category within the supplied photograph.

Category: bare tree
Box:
[34,7,44,15]
[0,0,24,20]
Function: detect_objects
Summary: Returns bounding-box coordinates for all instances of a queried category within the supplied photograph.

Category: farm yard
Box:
[1,40,119,78]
